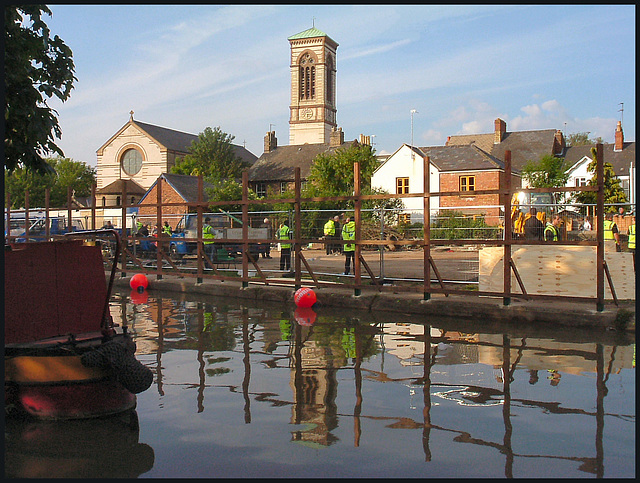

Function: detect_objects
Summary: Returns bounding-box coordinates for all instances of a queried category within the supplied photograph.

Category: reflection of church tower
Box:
[288,26,338,145]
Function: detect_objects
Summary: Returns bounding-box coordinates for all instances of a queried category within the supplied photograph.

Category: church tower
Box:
[288,26,338,145]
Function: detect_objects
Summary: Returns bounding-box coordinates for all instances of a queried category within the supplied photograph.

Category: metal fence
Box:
[5,146,633,311]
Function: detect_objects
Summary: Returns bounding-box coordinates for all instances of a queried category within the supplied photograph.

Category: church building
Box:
[249,26,362,197]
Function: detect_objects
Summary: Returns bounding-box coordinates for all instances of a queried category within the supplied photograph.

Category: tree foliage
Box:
[4,5,76,174]
[566,132,603,146]
[4,157,97,208]
[204,178,261,213]
[171,126,249,181]
[521,154,570,188]
[574,147,627,211]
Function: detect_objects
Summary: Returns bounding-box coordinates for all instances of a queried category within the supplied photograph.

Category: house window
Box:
[102,197,106,207]
[256,182,266,198]
[280,182,288,194]
[575,177,588,187]
[116,196,121,207]
[396,177,409,194]
[131,196,135,205]
[460,176,475,192]
[121,148,143,176]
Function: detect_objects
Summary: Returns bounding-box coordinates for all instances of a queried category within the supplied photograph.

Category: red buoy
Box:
[294,287,317,308]
[130,289,149,305]
[294,307,317,326]
[130,273,148,292]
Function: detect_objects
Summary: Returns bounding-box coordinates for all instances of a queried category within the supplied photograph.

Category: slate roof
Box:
[563,143,635,178]
[139,173,215,204]
[97,179,147,195]
[415,144,508,172]
[133,121,258,167]
[446,129,559,171]
[248,141,357,182]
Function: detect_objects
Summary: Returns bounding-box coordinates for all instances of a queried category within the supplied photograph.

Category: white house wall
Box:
[371,145,440,219]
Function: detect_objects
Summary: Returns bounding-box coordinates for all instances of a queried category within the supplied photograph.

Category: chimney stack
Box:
[330,127,344,147]
[494,118,506,144]
[614,121,624,152]
[553,130,565,155]
[264,131,277,153]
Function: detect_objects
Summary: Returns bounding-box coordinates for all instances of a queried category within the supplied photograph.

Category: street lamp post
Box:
[410,109,418,160]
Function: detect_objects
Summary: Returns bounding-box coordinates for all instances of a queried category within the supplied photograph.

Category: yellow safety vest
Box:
[342,221,356,251]
[544,223,559,241]
[628,224,636,249]
[278,225,291,249]
[324,219,335,236]
[203,224,215,244]
[162,224,172,235]
[603,220,616,240]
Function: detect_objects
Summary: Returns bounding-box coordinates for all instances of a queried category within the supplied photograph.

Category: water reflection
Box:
[6,289,634,478]
[4,411,154,478]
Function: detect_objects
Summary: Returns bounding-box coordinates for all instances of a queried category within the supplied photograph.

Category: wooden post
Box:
[45,189,50,241]
[68,186,73,234]
[294,167,302,290]
[596,143,605,311]
[423,154,431,300]
[5,192,11,243]
[121,183,128,277]
[156,178,163,280]
[91,184,96,230]
[354,162,362,296]
[242,171,250,288]
[24,191,29,242]
[196,175,204,283]
[502,151,512,306]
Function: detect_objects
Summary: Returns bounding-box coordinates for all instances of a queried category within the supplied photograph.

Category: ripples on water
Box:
[5,289,636,478]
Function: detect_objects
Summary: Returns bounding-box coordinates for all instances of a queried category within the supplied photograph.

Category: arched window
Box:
[102,197,106,207]
[298,52,316,100]
[131,196,135,205]
[326,56,334,105]
[121,148,143,176]
[116,196,121,207]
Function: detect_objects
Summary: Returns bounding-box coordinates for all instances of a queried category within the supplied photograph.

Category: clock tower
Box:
[288,26,338,145]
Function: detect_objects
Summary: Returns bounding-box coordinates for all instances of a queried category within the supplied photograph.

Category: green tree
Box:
[171,126,249,180]
[574,147,627,212]
[204,178,261,213]
[566,132,603,146]
[4,6,76,174]
[521,154,570,188]
[4,157,96,208]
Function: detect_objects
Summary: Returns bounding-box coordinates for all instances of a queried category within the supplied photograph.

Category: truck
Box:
[169,212,268,261]
[5,212,85,243]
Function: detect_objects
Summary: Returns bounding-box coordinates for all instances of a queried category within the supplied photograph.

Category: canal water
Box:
[5,288,635,478]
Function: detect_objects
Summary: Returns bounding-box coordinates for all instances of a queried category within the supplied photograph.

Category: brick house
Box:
[137,173,215,230]
[371,143,520,225]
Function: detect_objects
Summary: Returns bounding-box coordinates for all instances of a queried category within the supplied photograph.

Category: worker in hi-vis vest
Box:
[603,212,621,252]
[277,220,291,272]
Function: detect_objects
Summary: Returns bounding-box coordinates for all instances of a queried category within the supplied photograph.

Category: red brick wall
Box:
[138,179,188,229]
[438,171,520,225]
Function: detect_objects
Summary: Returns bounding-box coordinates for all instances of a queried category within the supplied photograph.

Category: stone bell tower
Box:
[288,26,338,145]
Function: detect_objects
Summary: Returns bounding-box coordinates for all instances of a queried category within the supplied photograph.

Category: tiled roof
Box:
[447,129,558,171]
[133,121,258,165]
[288,27,329,40]
[97,179,147,195]
[160,173,215,203]
[417,144,507,172]
[248,141,357,182]
[564,142,635,177]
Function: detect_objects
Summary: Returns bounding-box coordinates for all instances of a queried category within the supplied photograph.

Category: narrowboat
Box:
[5,230,153,419]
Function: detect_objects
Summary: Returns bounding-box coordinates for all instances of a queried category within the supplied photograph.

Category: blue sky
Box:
[45,4,635,167]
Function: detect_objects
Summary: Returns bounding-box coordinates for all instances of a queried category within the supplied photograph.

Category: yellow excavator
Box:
[511,191,555,237]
